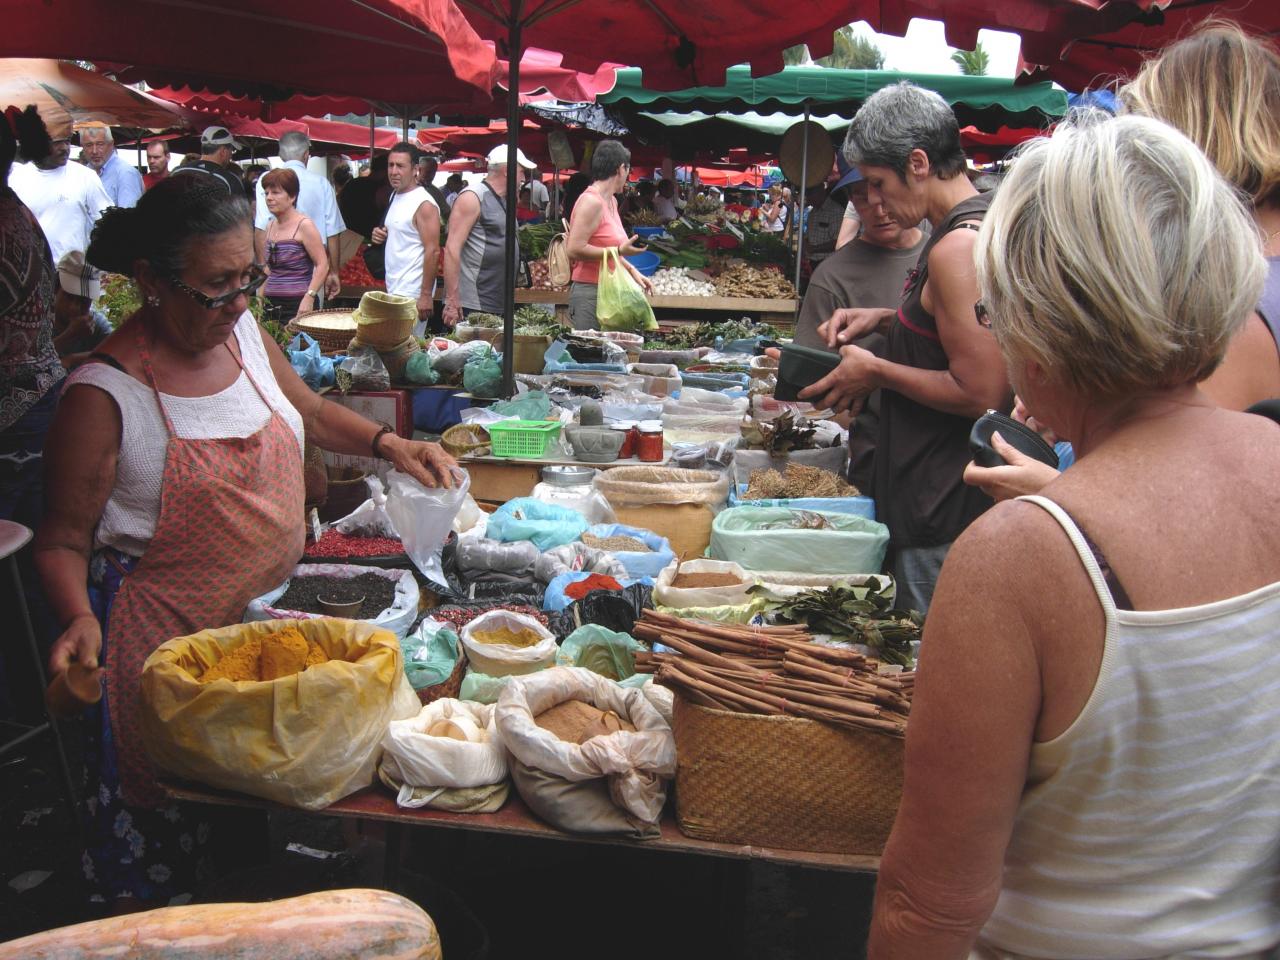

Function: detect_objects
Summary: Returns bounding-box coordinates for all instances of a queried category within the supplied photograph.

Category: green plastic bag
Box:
[556,625,648,688]
[597,248,657,333]
[709,506,890,574]
[404,349,440,385]
[490,390,552,421]
[399,621,459,690]
[655,598,772,625]
[463,346,503,398]
[460,668,521,704]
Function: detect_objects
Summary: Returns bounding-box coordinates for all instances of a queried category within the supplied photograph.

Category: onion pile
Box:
[650,267,715,297]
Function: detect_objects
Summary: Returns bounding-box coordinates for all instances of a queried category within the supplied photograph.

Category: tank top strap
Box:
[227,317,278,415]
[1016,495,1127,618]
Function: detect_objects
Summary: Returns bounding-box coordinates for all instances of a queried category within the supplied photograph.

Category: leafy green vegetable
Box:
[776,582,923,668]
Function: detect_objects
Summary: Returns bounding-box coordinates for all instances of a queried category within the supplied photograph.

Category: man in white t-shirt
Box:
[652,178,679,221]
[254,130,346,300]
[9,117,112,266]
[370,142,440,333]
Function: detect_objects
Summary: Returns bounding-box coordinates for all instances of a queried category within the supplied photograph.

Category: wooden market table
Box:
[336,286,798,326]
[461,453,667,505]
[161,779,880,889]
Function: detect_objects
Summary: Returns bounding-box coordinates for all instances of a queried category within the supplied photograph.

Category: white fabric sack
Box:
[385,468,471,586]
[460,609,558,677]
[381,699,508,802]
[752,571,896,602]
[495,666,675,823]
[246,563,419,639]
[653,558,755,609]
[534,542,628,584]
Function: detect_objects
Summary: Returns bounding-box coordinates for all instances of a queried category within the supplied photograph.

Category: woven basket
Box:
[672,694,903,855]
[353,291,418,349]
[441,423,491,459]
[289,309,358,353]
[417,648,467,706]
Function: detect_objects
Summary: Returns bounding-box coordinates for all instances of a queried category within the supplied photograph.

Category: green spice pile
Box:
[776,581,922,668]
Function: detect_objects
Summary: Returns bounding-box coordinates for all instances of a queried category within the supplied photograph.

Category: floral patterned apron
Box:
[106,330,304,806]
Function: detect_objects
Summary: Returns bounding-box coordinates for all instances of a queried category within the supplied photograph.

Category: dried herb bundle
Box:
[740,410,820,454]
[776,582,922,668]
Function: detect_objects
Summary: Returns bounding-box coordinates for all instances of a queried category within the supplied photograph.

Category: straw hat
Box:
[779,120,835,190]
[353,290,417,326]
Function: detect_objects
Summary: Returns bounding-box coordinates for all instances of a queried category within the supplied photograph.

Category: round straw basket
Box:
[289,308,358,353]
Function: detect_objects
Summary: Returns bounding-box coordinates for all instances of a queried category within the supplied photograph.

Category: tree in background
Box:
[951,42,990,76]
[782,26,885,70]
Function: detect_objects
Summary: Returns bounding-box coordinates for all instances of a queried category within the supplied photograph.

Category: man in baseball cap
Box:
[53,251,112,365]
[170,125,246,196]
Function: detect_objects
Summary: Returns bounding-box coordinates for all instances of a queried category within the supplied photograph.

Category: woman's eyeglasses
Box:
[168,265,267,310]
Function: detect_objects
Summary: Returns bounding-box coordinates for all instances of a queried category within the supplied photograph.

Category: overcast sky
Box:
[843,19,1023,78]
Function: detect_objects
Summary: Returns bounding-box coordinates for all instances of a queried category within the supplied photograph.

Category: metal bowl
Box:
[541,465,596,487]
[318,595,365,618]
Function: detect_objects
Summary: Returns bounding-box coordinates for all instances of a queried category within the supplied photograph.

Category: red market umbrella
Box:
[0,0,498,108]
[1015,1,1280,90]
[0,58,191,132]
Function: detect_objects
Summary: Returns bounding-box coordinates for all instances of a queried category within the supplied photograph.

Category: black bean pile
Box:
[276,572,397,620]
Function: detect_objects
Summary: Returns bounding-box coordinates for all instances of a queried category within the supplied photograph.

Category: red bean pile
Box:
[308,529,405,558]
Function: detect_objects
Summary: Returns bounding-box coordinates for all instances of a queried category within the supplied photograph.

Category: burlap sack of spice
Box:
[495,666,675,832]
[140,618,419,810]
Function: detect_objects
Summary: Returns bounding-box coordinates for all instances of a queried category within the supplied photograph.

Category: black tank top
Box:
[874,191,997,550]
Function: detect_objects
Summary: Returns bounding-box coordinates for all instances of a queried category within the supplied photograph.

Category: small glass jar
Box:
[637,420,664,462]
[610,420,637,459]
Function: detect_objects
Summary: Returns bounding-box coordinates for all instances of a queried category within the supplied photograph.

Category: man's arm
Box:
[414,200,441,322]
[442,192,480,327]
[323,181,346,298]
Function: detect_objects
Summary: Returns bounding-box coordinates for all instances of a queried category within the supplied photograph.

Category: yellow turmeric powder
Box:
[470,626,544,648]
[199,627,329,683]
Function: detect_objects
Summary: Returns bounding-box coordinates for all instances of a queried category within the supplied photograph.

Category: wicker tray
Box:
[417,648,467,706]
[289,308,358,353]
[672,694,903,855]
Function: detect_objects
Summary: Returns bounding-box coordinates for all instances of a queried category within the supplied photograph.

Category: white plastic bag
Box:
[495,666,675,824]
[429,338,488,375]
[246,563,420,639]
[460,609,558,677]
[653,558,755,609]
[381,699,508,801]
[384,467,471,585]
[332,475,398,538]
[530,480,616,525]
[534,542,628,584]
[452,492,485,537]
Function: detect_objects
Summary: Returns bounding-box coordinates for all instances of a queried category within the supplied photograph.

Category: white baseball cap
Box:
[57,251,101,300]
[485,145,536,170]
[200,125,242,150]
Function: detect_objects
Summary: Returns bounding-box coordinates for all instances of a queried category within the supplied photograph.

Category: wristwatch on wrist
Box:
[305,289,317,298]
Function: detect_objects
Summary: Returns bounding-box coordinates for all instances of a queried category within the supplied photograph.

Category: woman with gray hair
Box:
[866,116,1280,958]
[802,81,1010,612]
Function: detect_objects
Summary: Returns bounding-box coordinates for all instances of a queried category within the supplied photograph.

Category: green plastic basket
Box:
[487,419,562,459]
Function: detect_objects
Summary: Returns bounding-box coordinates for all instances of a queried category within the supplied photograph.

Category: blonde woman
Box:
[867,116,1280,958]
[1119,20,1280,410]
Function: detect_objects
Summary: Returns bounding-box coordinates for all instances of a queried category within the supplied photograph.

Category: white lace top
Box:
[66,312,305,556]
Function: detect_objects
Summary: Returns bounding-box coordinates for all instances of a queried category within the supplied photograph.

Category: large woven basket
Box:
[289,308,358,353]
[672,694,903,855]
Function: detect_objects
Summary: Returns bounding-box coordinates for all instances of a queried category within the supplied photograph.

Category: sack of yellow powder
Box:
[140,618,420,810]
[459,610,557,677]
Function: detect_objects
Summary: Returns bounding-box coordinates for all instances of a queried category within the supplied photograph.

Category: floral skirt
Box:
[81,549,214,903]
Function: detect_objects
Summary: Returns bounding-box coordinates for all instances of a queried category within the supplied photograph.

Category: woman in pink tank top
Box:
[566,140,653,330]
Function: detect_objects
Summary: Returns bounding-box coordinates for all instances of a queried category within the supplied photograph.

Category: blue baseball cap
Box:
[833,153,863,193]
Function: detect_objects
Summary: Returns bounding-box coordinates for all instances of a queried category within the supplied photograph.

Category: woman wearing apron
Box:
[34,176,457,907]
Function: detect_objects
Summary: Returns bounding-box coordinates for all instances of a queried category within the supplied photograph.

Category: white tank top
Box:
[974,495,1280,960]
[66,312,305,556]
[384,185,437,300]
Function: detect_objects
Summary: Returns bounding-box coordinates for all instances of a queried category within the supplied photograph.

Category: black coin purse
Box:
[775,343,841,401]
[969,410,1060,468]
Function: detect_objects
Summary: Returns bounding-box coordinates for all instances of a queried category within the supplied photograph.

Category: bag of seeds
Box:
[495,667,675,835]
[245,563,420,639]
[581,523,675,579]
